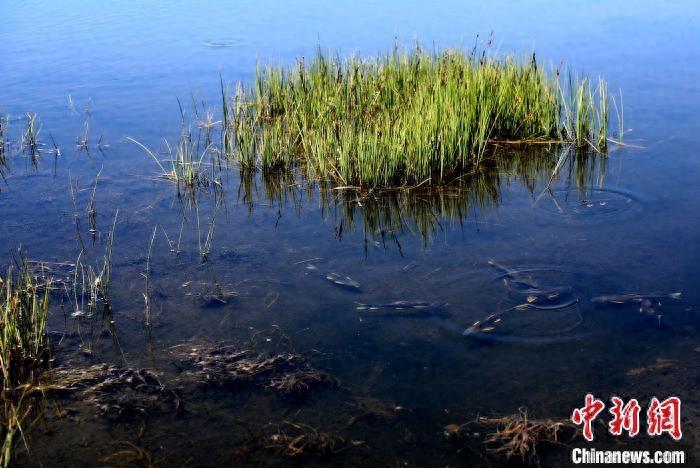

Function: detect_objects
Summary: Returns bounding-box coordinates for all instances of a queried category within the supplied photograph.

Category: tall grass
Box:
[222,44,615,187]
[0,263,52,467]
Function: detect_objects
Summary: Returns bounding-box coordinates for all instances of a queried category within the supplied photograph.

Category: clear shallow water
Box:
[1,1,700,466]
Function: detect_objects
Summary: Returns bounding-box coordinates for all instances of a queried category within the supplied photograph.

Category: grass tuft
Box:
[128,127,211,190]
[1,261,52,467]
[222,44,617,187]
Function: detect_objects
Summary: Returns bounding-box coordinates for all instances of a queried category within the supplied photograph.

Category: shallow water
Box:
[1,1,700,466]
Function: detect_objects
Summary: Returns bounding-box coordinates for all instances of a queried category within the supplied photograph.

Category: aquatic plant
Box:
[0,114,8,185]
[97,211,118,310]
[70,210,119,321]
[482,409,576,464]
[144,226,157,328]
[21,113,40,158]
[266,422,348,458]
[86,168,101,235]
[0,264,52,393]
[444,408,577,465]
[76,116,90,152]
[50,364,178,420]
[0,263,52,467]
[223,44,616,187]
[194,197,220,262]
[128,126,211,189]
[0,114,6,149]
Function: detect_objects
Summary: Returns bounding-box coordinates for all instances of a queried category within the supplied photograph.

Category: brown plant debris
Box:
[99,441,161,468]
[346,397,405,426]
[626,358,675,377]
[48,364,181,419]
[445,408,577,465]
[170,343,338,397]
[265,422,363,458]
[268,368,339,397]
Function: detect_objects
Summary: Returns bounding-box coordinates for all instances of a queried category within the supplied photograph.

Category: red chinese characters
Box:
[647,397,682,441]
[572,394,606,441]
[572,395,682,441]
[609,397,641,437]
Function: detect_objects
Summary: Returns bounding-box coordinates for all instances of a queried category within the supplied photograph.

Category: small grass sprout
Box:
[128,128,211,190]
[21,113,41,160]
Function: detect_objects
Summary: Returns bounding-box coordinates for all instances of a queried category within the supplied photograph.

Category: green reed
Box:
[69,209,119,321]
[144,226,157,328]
[0,262,52,467]
[128,126,211,190]
[21,113,40,157]
[0,115,7,184]
[222,44,616,187]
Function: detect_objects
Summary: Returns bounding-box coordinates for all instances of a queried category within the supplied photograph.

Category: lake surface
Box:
[1,1,699,466]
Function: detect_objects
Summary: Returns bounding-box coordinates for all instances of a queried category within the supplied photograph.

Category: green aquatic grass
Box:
[0,263,52,467]
[0,264,51,390]
[0,114,7,185]
[128,127,211,190]
[223,44,615,187]
[21,113,40,157]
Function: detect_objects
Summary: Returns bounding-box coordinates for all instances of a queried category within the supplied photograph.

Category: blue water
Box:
[1,1,699,466]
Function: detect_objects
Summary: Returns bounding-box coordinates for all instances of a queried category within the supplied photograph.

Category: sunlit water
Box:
[1,1,699,466]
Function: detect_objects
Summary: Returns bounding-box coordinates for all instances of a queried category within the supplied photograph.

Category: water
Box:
[1,1,699,466]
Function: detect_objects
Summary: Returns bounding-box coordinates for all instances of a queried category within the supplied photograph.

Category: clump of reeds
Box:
[223,43,616,187]
[0,262,52,467]
[0,264,52,393]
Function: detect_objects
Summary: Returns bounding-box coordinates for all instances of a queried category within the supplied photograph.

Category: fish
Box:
[591,292,682,305]
[462,297,580,336]
[523,297,579,310]
[516,285,573,297]
[325,272,361,290]
[488,259,539,289]
[463,300,584,341]
[306,264,361,291]
[356,301,449,317]
[462,304,528,336]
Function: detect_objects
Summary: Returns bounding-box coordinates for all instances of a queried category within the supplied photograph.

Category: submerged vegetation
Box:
[222,43,618,186]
